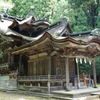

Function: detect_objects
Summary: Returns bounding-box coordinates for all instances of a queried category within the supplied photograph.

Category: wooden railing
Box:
[18,75,66,81]
[0,62,10,68]
[18,75,48,80]
[79,74,93,87]
[9,70,18,74]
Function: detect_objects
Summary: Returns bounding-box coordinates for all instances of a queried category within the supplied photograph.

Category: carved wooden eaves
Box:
[9,32,100,60]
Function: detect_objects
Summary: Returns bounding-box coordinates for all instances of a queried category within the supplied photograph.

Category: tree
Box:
[67,8,76,32]
[68,0,100,29]
[0,0,13,11]
[78,57,100,77]
[51,0,69,23]
[10,0,58,24]
[78,59,93,76]
[96,14,100,28]
[74,9,88,32]
[10,0,70,24]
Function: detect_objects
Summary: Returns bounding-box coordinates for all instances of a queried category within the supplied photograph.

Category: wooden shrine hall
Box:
[0,11,100,93]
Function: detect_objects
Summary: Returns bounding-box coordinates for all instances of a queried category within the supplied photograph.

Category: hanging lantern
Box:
[76,58,78,63]
[80,58,82,64]
[89,60,91,65]
[84,58,87,63]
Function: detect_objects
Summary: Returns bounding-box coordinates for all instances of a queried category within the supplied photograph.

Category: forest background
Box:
[0,0,100,80]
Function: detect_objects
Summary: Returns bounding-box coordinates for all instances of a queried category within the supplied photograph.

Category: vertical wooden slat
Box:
[28,62,30,76]
[40,60,42,75]
[36,61,38,75]
[34,61,36,75]
[31,62,33,75]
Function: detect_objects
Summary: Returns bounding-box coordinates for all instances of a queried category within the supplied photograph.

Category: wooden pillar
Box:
[77,63,80,89]
[60,73,63,86]
[48,74,50,94]
[65,57,69,91]
[38,83,40,87]
[89,72,91,87]
[30,83,32,86]
[93,59,97,88]
[48,57,51,74]
[47,57,51,94]
[8,52,10,63]
[19,54,22,72]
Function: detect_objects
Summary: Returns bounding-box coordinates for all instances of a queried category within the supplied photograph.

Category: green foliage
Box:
[79,57,100,76]
[78,59,93,75]
[95,57,100,76]
[10,0,59,24]
[68,0,100,29]
[96,15,100,28]
[9,0,70,24]
[74,9,88,32]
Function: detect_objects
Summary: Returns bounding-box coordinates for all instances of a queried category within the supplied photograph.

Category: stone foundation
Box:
[0,75,17,90]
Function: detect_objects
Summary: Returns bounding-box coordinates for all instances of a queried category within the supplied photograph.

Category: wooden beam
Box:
[63,51,95,59]
[28,56,50,62]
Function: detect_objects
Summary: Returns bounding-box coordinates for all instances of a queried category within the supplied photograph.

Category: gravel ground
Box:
[0,91,57,100]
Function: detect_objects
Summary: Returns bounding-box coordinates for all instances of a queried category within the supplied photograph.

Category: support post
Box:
[48,73,50,94]
[24,82,25,86]
[93,59,97,88]
[19,54,22,72]
[30,83,32,86]
[48,57,51,74]
[89,72,91,87]
[38,83,40,87]
[77,62,80,89]
[8,52,10,63]
[65,57,69,91]
[47,57,51,94]
[60,72,63,86]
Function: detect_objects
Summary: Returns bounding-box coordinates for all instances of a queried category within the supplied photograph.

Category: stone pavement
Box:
[51,87,100,99]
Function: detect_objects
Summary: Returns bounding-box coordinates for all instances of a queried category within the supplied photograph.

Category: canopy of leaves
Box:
[68,0,100,30]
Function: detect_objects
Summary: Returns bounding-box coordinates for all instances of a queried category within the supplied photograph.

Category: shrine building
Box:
[0,12,100,94]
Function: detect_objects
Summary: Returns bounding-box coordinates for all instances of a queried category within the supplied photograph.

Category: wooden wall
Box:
[51,56,76,76]
[28,58,49,76]
[0,53,8,64]
[51,57,56,75]
[28,55,76,76]
[69,58,76,76]
[52,56,65,75]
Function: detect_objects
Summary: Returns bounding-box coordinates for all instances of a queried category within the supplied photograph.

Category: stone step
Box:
[52,94,99,100]
[91,92,100,96]
[17,90,53,98]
